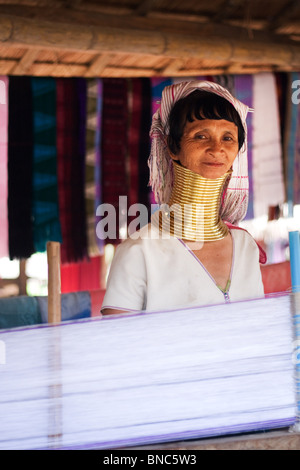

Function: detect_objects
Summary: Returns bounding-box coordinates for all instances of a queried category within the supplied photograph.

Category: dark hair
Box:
[167,90,245,155]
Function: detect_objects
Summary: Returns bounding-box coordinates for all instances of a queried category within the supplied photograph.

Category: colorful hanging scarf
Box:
[0,76,8,258]
[101,78,128,244]
[74,78,88,260]
[284,72,300,210]
[127,78,141,208]
[85,78,100,257]
[56,78,88,264]
[138,79,152,213]
[252,73,285,217]
[233,74,254,220]
[31,77,62,253]
[8,76,35,260]
[95,79,104,253]
[127,78,152,227]
[148,80,251,224]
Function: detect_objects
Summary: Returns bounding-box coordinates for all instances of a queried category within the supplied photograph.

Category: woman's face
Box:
[169,119,239,179]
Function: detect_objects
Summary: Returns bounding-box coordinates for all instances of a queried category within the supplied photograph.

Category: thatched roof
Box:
[0,0,300,77]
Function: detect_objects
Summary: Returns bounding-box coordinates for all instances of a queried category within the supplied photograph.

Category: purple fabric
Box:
[233,75,254,219]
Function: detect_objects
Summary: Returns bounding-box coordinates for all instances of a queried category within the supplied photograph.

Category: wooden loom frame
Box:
[47,241,61,324]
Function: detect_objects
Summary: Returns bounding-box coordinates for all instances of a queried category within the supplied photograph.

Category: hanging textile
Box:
[8,76,35,260]
[0,76,8,258]
[101,78,128,245]
[56,78,88,264]
[233,75,254,220]
[85,78,100,257]
[60,255,102,293]
[75,78,88,259]
[138,78,152,213]
[127,78,142,209]
[31,77,62,252]
[95,79,104,253]
[127,79,152,231]
[212,75,235,95]
[284,72,300,210]
[252,73,285,218]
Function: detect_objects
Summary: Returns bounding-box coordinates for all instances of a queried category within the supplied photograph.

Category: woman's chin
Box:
[196,165,228,179]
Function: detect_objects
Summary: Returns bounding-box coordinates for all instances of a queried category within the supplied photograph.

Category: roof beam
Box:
[212,0,246,23]
[10,47,40,74]
[267,0,300,32]
[84,53,114,77]
[135,0,159,16]
[0,11,300,69]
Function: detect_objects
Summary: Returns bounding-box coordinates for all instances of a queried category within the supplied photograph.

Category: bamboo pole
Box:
[1,13,300,68]
[47,241,61,324]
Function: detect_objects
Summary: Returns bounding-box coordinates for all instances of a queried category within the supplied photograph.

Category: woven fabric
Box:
[8,76,35,260]
[31,77,62,252]
[101,78,128,244]
[284,72,300,209]
[56,78,88,264]
[127,78,142,208]
[85,78,100,256]
[0,76,8,258]
[95,79,104,253]
[252,73,285,217]
[233,75,254,219]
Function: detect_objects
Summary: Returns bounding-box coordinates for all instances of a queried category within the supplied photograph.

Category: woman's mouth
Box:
[203,162,224,167]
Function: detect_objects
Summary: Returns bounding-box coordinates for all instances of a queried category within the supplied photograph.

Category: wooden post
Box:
[47,241,61,324]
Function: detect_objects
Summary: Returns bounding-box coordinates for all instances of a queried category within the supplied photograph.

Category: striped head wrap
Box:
[148,80,251,224]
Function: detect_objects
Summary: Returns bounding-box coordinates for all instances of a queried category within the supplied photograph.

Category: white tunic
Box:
[102,223,264,313]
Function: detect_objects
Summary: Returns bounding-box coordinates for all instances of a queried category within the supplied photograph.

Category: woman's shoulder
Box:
[114,223,156,254]
[227,223,267,264]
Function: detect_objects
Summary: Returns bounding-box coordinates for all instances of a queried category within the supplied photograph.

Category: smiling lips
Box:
[203,162,224,166]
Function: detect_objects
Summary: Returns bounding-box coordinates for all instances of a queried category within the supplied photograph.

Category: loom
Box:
[0,236,300,450]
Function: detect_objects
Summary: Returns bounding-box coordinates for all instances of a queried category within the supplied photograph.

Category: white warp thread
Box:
[0,294,297,450]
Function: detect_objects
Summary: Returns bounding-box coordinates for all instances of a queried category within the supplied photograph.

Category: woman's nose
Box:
[208,139,224,155]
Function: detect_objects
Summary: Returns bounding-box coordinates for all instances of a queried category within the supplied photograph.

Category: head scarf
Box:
[148,80,251,224]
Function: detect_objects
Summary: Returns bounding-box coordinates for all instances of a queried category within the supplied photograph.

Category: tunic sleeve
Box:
[101,239,147,313]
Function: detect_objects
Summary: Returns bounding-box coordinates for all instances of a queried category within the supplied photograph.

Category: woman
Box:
[101,80,265,315]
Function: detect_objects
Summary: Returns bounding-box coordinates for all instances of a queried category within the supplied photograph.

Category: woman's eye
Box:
[195,134,206,139]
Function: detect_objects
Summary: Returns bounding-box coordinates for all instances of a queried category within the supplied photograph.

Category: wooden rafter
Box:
[0,12,299,66]
[84,53,114,77]
[212,0,246,23]
[10,47,40,74]
[135,0,159,16]
[267,0,300,32]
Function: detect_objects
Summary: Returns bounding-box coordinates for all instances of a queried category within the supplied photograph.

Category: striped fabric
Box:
[8,76,35,260]
[31,77,62,252]
[101,78,128,244]
[0,77,8,258]
[94,79,104,253]
[252,73,285,217]
[233,75,254,220]
[85,78,100,257]
[56,78,88,264]
[284,72,300,211]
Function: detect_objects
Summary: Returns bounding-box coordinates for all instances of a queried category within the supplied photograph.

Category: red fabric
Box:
[101,78,128,245]
[60,255,102,293]
[261,261,291,294]
[56,78,88,264]
[128,79,142,207]
[225,222,267,265]
[90,289,106,317]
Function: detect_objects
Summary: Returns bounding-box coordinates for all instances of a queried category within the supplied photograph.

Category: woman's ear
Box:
[167,146,180,162]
